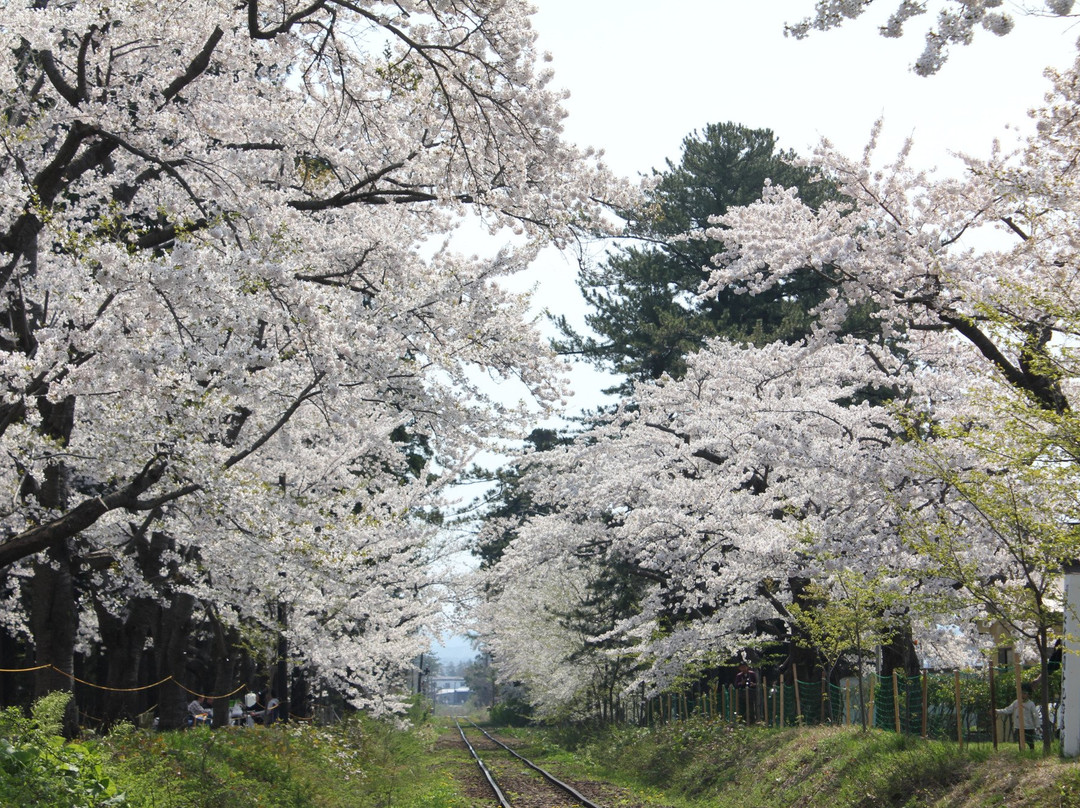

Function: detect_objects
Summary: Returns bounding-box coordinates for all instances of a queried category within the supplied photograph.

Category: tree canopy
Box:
[788,0,1077,75]
[0,0,629,722]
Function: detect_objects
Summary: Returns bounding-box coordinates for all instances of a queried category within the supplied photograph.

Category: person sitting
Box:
[249,692,280,725]
[187,696,212,727]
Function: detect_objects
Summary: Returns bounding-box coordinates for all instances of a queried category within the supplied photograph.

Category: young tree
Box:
[899,388,1080,753]
[787,567,908,729]
[0,0,629,719]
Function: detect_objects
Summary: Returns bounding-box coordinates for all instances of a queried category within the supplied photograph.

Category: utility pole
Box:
[1062,562,1080,756]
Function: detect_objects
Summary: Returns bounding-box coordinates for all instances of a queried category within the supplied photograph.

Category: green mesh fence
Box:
[635,667,1050,748]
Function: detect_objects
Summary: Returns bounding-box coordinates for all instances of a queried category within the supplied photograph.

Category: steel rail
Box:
[464,719,605,808]
[455,718,513,808]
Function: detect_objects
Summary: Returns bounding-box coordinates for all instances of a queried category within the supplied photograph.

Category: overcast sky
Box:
[533,1,1079,176]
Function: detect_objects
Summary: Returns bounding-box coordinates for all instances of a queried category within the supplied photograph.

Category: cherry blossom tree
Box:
[485,47,1080,704]
[0,0,629,724]
[788,1,1077,75]
[700,47,1080,743]
[481,338,933,700]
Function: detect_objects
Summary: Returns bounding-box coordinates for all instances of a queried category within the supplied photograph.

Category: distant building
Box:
[431,675,470,705]
[436,686,471,706]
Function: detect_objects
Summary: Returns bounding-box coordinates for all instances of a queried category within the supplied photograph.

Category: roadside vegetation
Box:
[1,694,472,808]
[498,717,1080,808]
[7,693,1080,808]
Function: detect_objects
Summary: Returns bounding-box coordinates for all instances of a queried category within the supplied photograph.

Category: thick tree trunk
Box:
[880,622,921,677]
[154,591,196,730]
[30,541,78,736]
[26,395,80,736]
[95,598,152,727]
[209,614,237,728]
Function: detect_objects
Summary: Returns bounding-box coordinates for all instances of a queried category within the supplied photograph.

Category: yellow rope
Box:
[7,662,251,702]
[0,664,50,673]
[56,667,174,692]
[173,680,248,700]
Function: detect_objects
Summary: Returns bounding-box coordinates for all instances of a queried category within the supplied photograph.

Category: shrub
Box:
[0,692,126,807]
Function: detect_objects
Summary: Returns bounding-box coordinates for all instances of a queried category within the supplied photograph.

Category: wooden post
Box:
[844,679,851,726]
[1014,654,1025,751]
[868,673,876,729]
[954,670,964,748]
[793,663,803,724]
[892,670,902,734]
[988,659,998,750]
[921,670,928,740]
[710,682,718,721]
[779,671,786,727]
[822,669,829,724]
[762,678,769,726]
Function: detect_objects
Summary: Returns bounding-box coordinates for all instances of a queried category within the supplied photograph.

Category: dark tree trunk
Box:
[880,622,921,677]
[209,613,237,728]
[95,598,152,727]
[30,541,78,736]
[26,395,79,735]
[154,591,196,730]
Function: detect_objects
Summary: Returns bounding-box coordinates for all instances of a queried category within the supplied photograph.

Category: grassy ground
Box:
[102,713,478,808]
[8,693,1080,807]
[501,718,1080,808]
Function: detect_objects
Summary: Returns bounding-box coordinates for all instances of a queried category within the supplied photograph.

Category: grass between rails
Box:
[497,718,1080,808]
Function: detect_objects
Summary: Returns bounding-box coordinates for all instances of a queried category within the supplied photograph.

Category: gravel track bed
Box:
[447,725,665,808]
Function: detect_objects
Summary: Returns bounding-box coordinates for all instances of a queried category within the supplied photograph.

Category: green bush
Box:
[489,697,533,727]
[0,691,126,807]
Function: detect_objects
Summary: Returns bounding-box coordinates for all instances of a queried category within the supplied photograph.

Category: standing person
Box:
[997,684,1040,749]
[735,660,759,725]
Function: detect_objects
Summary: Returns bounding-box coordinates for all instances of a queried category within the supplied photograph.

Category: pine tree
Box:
[556,122,836,390]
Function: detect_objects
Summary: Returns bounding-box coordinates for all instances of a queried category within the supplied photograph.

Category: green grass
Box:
[103,713,475,808]
[11,696,1080,808]
[502,718,1080,808]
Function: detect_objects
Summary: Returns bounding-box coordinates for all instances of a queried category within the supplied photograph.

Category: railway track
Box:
[454,718,605,808]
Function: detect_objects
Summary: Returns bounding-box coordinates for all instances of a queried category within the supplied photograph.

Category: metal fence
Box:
[633,666,1053,749]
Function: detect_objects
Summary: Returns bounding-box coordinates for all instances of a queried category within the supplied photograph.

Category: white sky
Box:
[511,1,1080,416]
[533,1,1079,177]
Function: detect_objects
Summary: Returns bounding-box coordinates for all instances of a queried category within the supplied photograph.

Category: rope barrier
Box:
[2,663,252,701]
[59,669,175,693]
[0,664,51,673]
[174,680,249,700]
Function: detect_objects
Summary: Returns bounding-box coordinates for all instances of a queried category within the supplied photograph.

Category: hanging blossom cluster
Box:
[787,1,1074,74]
[0,0,634,711]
